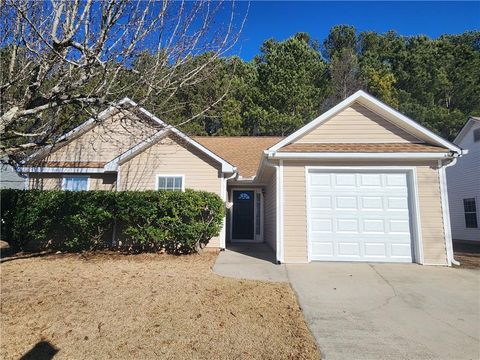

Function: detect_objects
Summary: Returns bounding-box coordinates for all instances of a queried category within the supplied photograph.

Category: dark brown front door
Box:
[232,190,255,240]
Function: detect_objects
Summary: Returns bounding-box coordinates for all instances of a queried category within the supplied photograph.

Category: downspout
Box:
[439,156,460,266]
[221,169,238,250]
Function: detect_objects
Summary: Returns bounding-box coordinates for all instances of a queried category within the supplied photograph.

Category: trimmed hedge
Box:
[0,189,224,254]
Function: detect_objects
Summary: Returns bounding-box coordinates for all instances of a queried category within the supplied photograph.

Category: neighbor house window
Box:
[473,128,480,142]
[463,198,478,228]
[157,175,184,191]
[62,176,89,191]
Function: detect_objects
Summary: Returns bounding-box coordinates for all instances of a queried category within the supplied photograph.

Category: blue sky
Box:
[233,1,480,60]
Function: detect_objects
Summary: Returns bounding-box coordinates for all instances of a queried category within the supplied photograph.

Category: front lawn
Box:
[0,252,319,359]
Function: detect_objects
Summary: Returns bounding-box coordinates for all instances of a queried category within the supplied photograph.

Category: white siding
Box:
[447,120,480,242]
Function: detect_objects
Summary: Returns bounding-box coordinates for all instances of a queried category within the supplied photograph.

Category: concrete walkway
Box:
[213,243,288,282]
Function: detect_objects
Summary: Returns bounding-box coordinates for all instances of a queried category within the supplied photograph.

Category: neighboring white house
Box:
[447,117,480,243]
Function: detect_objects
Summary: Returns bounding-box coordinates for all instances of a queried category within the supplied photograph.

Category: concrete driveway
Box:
[287,263,480,360]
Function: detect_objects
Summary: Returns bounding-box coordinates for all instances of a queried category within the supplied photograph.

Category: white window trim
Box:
[229,188,264,243]
[61,175,90,191]
[304,166,424,264]
[463,198,478,228]
[156,174,185,192]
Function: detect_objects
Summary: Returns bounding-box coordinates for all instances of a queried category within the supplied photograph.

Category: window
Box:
[157,175,184,191]
[62,176,89,191]
[473,128,480,142]
[238,192,251,200]
[463,198,478,228]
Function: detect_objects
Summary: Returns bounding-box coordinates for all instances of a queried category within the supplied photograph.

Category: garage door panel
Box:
[363,219,385,233]
[311,219,332,232]
[336,218,359,233]
[335,196,358,209]
[310,196,331,209]
[389,219,410,233]
[359,173,382,186]
[334,173,357,186]
[391,243,412,257]
[338,242,361,256]
[311,242,334,256]
[364,243,386,257]
[385,173,408,186]
[308,171,413,263]
[310,173,331,186]
[387,197,409,209]
[361,196,383,210]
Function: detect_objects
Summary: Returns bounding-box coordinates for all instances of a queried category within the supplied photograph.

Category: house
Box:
[1,157,26,190]
[446,117,480,243]
[20,91,465,265]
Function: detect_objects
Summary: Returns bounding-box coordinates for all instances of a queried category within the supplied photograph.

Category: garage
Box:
[307,169,415,263]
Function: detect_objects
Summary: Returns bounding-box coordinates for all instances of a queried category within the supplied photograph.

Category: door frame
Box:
[305,166,423,264]
[229,188,264,243]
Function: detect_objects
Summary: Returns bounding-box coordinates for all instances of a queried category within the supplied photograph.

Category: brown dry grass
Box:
[0,252,320,360]
[453,252,480,269]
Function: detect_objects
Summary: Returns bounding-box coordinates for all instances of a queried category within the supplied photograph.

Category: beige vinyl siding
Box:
[264,171,277,252]
[119,135,223,247]
[29,173,117,191]
[283,162,308,262]
[119,136,222,194]
[296,102,420,144]
[43,111,158,164]
[417,165,448,265]
[281,160,447,264]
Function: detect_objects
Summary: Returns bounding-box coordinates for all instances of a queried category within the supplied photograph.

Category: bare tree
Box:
[325,47,364,108]
[0,0,246,157]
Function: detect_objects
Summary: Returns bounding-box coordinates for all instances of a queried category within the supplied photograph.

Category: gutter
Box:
[267,152,455,160]
[219,169,237,250]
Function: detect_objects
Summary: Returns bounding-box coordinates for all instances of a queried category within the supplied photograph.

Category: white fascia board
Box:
[104,129,170,171]
[19,167,105,174]
[267,90,462,154]
[268,152,453,160]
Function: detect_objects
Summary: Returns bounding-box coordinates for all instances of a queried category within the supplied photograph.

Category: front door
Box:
[232,190,255,240]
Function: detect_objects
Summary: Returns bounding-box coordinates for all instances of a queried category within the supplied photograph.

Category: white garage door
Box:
[307,171,413,262]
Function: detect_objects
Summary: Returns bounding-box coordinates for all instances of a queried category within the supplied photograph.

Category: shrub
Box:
[0,189,224,254]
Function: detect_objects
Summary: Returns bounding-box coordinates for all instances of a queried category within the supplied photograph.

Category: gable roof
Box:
[193,137,283,177]
[267,90,463,154]
[453,117,480,145]
[23,98,236,174]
